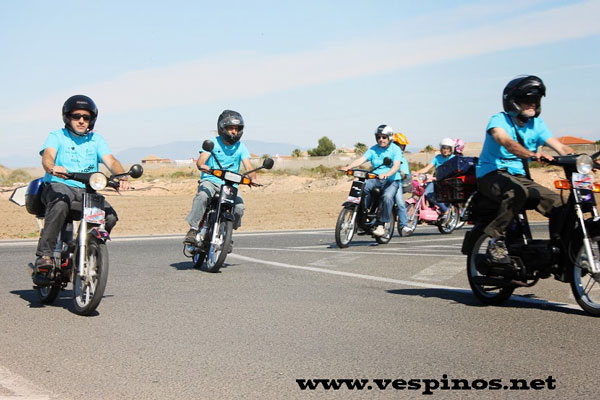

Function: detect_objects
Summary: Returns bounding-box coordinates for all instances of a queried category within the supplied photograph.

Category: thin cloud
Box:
[2,0,598,123]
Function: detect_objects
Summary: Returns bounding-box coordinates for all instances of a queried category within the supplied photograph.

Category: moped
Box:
[10,165,143,315]
[402,174,459,235]
[183,140,274,272]
[335,158,396,248]
[462,152,600,316]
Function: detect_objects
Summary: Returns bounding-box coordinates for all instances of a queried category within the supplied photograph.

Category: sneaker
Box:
[401,226,413,237]
[184,228,198,245]
[372,225,385,237]
[486,238,511,264]
[33,256,53,286]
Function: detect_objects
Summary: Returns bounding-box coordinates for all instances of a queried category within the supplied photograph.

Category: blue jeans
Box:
[364,179,399,223]
[395,183,407,228]
[424,182,448,213]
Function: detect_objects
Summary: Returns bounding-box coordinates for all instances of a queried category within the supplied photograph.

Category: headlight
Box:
[89,173,107,190]
[576,155,593,175]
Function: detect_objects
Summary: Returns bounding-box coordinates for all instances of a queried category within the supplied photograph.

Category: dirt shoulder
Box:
[1,168,597,240]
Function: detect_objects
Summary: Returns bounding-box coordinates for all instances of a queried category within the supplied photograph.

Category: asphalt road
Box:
[0,225,597,399]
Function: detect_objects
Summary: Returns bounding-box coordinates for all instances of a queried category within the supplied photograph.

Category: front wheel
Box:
[437,204,459,234]
[570,237,600,316]
[73,239,109,316]
[204,219,233,273]
[335,206,356,248]
[466,231,514,305]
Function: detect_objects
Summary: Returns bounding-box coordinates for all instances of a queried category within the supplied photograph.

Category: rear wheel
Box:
[571,237,600,316]
[73,239,109,316]
[376,208,396,244]
[437,204,459,234]
[467,231,514,305]
[403,202,418,236]
[204,219,233,273]
[335,206,356,248]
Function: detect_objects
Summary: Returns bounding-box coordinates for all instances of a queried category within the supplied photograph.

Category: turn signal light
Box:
[242,177,252,185]
[212,170,223,178]
[554,180,571,190]
[593,183,600,193]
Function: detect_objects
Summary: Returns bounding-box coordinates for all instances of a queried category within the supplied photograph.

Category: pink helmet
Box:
[454,138,465,155]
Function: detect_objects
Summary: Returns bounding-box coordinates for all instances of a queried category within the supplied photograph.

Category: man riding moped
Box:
[342,125,402,237]
[475,75,575,263]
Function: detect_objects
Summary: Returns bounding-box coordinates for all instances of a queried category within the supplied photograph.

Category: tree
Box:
[291,148,303,158]
[261,154,270,160]
[423,145,435,153]
[307,136,336,156]
[354,142,367,155]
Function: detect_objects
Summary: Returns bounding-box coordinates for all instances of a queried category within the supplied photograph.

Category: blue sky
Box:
[1,0,599,167]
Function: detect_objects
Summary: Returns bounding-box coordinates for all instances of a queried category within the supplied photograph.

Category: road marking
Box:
[410,260,465,282]
[0,365,52,400]
[309,253,362,267]
[228,253,581,311]
[235,247,466,258]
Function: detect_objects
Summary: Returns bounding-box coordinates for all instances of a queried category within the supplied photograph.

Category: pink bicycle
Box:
[402,174,459,235]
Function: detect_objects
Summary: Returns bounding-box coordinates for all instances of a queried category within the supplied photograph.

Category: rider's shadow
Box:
[387,288,587,316]
[11,289,73,311]
[169,261,234,272]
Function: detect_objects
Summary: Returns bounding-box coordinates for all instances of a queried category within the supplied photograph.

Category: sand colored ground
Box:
[1,168,598,240]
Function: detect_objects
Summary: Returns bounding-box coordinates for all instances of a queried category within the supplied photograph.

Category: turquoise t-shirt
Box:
[432,153,455,169]
[363,144,403,181]
[476,112,552,178]
[40,128,111,189]
[201,136,251,185]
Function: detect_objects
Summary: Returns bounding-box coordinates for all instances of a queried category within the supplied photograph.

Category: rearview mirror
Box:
[202,140,214,152]
[128,164,144,179]
[383,157,392,167]
[262,158,274,170]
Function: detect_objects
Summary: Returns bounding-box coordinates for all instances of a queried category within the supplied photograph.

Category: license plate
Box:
[346,196,361,204]
[83,193,105,224]
[572,173,594,190]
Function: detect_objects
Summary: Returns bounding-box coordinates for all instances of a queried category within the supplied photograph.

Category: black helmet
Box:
[502,75,546,121]
[62,95,98,135]
[217,110,244,144]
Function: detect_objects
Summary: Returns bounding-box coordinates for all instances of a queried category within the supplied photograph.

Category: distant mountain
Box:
[115,140,305,163]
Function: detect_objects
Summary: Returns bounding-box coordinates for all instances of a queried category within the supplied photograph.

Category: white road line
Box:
[0,365,52,400]
[235,247,466,258]
[410,260,465,282]
[228,253,581,311]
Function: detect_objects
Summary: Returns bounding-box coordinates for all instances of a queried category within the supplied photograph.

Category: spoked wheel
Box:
[455,205,466,230]
[571,237,600,316]
[73,239,109,316]
[204,219,233,273]
[376,208,396,244]
[437,204,459,234]
[38,281,61,304]
[192,251,206,269]
[402,202,418,236]
[335,206,356,248]
[467,231,514,305]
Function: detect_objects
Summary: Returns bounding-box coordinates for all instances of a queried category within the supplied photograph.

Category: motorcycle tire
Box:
[335,206,356,248]
[402,202,418,236]
[376,208,396,244]
[466,231,514,305]
[204,219,233,273]
[192,251,206,269]
[73,238,109,316]
[437,204,459,234]
[38,280,61,304]
[570,237,600,317]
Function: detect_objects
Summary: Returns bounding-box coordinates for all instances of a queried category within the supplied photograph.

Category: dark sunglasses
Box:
[70,113,92,121]
[515,95,541,105]
[376,135,389,140]
[440,145,452,150]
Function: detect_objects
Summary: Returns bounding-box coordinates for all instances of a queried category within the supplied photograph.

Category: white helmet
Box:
[440,137,454,150]
[374,124,394,138]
